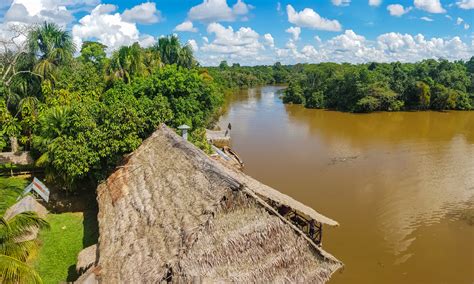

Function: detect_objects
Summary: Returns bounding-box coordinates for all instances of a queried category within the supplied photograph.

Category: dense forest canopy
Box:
[209,59,474,112]
[1,22,473,190]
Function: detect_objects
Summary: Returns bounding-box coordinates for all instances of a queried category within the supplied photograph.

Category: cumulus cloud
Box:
[121,2,162,24]
[188,0,253,22]
[387,4,412,16]
[420,16,434,21]
[332,0,351,6]
[187,39,199,51]
[72,4,155,52]
[286,4,341,31]
[201,23,263,57]
[456,0,474,9]
[291,31,471,64]
[263,33,275,47]
[414,0,446,13]
[369,0,382,7]
[4,0,74,26]
[285,26,301,41]
[232,29,473,66]
[174,21,198,32]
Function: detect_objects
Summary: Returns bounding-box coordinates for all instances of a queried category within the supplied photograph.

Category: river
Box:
[217,86,474,284]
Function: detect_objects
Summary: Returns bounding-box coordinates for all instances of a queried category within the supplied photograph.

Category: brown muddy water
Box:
[218,86,474,284]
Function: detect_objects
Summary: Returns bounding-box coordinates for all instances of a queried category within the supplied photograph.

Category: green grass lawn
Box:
[35,211,98,284]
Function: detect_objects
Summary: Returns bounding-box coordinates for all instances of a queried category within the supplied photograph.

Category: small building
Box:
[4,195,48,241]
[87,124,342,283]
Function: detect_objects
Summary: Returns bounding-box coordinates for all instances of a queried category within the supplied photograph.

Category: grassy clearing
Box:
[35,211,98,284]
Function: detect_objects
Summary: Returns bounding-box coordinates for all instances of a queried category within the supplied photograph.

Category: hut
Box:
[4,195,48,220]
[91,124,342,283]
[4,196,48,241]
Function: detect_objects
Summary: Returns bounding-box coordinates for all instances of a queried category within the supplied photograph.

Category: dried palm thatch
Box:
[76,244,98,274]
[3,196,48,242]
[4,196,48,220]
[93,124,342,283]
[206,129,231,148]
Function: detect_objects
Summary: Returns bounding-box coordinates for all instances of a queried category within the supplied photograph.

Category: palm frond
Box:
[0,254,42,284]
[0,212,49,242]
[0,239,39,261]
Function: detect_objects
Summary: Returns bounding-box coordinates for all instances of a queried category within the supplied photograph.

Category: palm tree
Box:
[153,35,196,68]
[0,214,49,284]
[0,179,49,284]
[108,43,146,83]
[177,44,195,69]
[27,22,75,82]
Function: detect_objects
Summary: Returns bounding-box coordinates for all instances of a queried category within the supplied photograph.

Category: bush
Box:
[304,91,325,109]
[455,92,472,110]
[282,82,305,104]
[354,96,381,113]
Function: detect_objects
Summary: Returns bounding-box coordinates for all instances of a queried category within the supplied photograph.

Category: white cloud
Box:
[369,0,382,6]
[454,17,470,30]
[414,0,446,13]
[72,4,153,52]
[4,0,74,26]
[285,26,301,41]
[201,23,263,56]
[314,35,322,43]
[188,0,253,22]
[298,31,471,64]
[187,39,199,51]
[420,16,434,21]
[332,0,351,6]
[276,2,281,12]
[286,4,341,31]
[138,34,156,48]
[301,45,318,57]
[263,33,274,47]
[456,0,474,9]
[387,4,412,16]
[174,21,198,32]
[329,30,367,51]
[121,2,162,24]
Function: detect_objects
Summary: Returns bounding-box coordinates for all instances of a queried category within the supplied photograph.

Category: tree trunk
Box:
[9,136,19,153]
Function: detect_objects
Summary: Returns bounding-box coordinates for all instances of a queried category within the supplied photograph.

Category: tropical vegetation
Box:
[209,59,474,112]
[1,23,222,191]
[0,177,49,284]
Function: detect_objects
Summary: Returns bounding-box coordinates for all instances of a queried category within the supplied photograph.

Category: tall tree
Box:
[27,22,75,82]
[154,35,195,68]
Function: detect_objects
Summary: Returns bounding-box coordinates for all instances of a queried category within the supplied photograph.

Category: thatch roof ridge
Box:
[157,125,340,256]
[163,125,338,227]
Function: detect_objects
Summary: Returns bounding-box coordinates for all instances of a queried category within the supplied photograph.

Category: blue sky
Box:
[1,0,473,65]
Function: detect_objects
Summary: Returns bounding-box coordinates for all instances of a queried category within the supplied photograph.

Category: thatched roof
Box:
[94,124,342,283]
[4,195,48,220]
[4,196,48,242]
[77,244,98,274]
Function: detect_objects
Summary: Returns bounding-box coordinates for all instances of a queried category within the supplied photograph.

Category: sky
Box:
[0,0,473,66]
